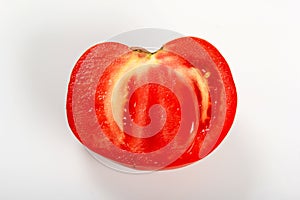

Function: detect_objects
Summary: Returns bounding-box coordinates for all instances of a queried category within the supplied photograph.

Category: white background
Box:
[1,0,300,199]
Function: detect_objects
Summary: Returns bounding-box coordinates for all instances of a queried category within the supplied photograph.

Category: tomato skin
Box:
[66,37,237,170]
[190,37,237,154]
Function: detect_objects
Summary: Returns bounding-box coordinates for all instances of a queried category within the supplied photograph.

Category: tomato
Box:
[66,37,237,170]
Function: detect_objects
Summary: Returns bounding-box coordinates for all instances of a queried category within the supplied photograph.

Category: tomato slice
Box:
[66,37,237,170]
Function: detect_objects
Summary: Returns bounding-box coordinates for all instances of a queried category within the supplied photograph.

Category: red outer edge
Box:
[66,43,130,143]
[66,46,98,143]
[190,37,237,153]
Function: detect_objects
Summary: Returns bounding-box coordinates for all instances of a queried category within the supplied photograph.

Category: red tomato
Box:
[66,37,237,170]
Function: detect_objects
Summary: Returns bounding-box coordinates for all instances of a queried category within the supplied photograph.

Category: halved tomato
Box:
[66,37,237,170]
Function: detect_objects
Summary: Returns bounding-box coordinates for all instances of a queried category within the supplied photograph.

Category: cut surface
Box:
[94,50,211,155]
[66,37,237,170]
